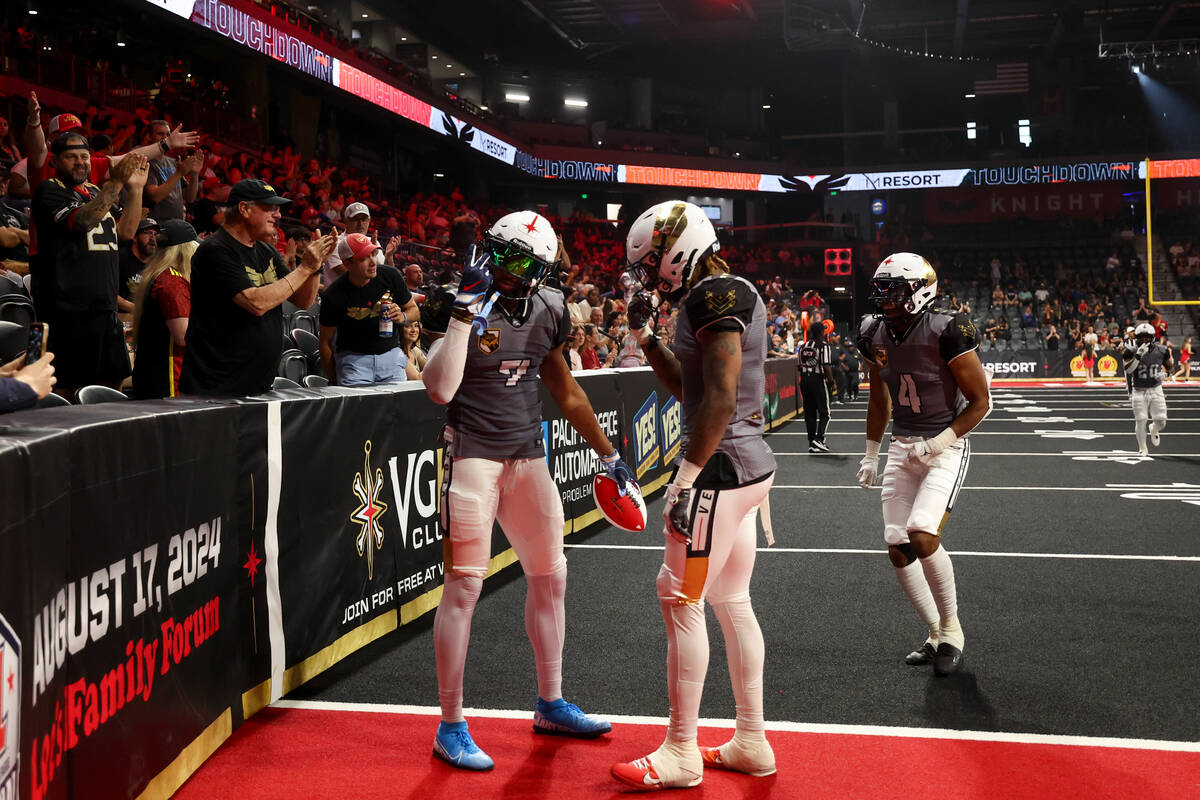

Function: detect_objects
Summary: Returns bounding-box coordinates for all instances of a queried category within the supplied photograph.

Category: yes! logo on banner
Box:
[0,612,20,800]
[633,393,660,479]
[350,441,389,580]
[660,395,682,466]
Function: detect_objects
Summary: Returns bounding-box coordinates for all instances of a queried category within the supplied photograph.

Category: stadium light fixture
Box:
[1132,64,1141,74]
[966,120,977,140]
[361,13,368,18]
[564,98,588,108]
[480,105,489,111]
[964,93,976,98]
[762,104,771,109]
[431,55,437,59]
[506,92,530,102]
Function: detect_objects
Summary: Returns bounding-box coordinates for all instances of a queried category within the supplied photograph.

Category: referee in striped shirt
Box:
[799,324,836,452]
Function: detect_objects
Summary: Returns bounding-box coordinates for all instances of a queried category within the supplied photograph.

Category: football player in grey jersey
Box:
[422,211,638,771]
[611,201,777,791]
[856,253,991,677]
[1123,322,1172,455]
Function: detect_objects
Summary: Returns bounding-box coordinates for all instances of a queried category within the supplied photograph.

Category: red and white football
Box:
[593,473,648,532]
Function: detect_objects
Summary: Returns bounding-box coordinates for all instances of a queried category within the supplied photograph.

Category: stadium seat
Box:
[291,310,318,337]
[291,329,321,374]
[36,392,71,408]
[76,385,130,404]
[0,297,34,331]
[0,320,25,361]
[0,274,26,297]
[302,374,329,388]
[278,349,307,382]
[271,376,300,390]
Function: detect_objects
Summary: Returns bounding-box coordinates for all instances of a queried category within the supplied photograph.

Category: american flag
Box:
[973,62,1029,95]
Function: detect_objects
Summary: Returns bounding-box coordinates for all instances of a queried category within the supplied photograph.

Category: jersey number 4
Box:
[898,372,922,413]
[499,359,531,386]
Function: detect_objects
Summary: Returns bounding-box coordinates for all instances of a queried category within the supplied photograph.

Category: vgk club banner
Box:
[0,401,242,800]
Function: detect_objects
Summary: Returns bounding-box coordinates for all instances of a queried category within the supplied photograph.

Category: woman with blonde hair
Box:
[131,220,198,398]
[400,318,427,381]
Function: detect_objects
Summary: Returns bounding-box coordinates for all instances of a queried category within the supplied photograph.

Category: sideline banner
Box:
[978,348,1126,379]
[0,366,786,799]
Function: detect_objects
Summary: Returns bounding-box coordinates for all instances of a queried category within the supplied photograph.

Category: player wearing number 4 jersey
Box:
[422,211,638,771]
[857,253,991,677]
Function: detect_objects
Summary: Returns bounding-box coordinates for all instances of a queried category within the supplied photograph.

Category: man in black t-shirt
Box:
[117,217,158,313]
[31,132,148,395]
[181,179,335,396]
[318,233,418,385]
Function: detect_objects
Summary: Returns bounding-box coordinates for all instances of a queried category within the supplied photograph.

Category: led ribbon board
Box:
[136,1,1168,195]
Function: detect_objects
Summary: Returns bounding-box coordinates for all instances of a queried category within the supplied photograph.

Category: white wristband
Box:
[931,428,959,450]
[673,459,703,490]
[864,439,881,461]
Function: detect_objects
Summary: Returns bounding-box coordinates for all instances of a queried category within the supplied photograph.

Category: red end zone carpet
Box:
[173,706,1199,799]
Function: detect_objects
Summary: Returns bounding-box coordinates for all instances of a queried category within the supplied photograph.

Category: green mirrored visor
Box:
[490,244,547,280]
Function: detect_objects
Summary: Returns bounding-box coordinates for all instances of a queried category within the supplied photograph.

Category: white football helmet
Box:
[869,252,938,328]
[1134,322,1155,344]
[625,201,719,297]
[485,211,558,326]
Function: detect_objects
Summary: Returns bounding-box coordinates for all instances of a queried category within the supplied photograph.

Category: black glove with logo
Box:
[627,290,657,333]
[663,484,694,544]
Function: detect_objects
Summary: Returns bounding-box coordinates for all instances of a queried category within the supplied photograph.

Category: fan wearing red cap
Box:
[317,232,418,386]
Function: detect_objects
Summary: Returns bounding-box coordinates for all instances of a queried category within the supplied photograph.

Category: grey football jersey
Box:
[673,273,776,488]
[858,310,979,437]
[447,289,571,459]
[1125,343,1170,389]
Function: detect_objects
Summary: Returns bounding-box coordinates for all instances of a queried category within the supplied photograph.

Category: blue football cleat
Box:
[433,721,495,771]
[533,697,612,738]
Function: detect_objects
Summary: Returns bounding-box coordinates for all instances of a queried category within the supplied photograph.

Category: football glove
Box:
[627,290,657,333]
[895,428,958,463]
[856,455,881,488]
[1135,343,1150,358]
[663,483,694,544]
[455,246,492,307]
[599,451,637,497]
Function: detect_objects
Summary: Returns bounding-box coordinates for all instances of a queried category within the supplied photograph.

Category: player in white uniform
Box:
[856,253,991,676]
[1124,322,1172,456]
[610,201,778,790]
[422,211,638,770]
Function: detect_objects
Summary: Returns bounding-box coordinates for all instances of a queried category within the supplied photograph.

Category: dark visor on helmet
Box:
[869,277,914,303]
[490,241,548,281]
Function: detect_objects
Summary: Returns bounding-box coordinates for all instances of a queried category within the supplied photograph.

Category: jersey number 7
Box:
[499,359,531,386]
[898,372,922,413]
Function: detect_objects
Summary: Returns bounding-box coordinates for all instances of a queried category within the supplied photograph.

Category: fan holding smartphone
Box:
[0,322,56,413]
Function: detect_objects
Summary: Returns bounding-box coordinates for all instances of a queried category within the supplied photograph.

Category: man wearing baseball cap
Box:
[117,217,159,314]
[323,200,383,288]
[318,232,418,386]
[181,179,336,395]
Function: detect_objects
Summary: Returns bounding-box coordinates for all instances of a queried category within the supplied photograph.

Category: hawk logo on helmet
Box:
[523,217,539,233]
[874,347,888,367]
[478,328,501,354]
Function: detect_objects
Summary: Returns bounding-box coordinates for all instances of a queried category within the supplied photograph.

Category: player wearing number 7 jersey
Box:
[421,211,638,771]
[856,253,991,677]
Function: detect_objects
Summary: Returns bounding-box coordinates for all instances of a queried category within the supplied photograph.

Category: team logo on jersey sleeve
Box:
[705,289,736,315]
[478,328,501,355]
[874,347,888,367]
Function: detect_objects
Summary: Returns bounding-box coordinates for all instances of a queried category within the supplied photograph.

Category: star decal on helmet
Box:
[524,216,539,233]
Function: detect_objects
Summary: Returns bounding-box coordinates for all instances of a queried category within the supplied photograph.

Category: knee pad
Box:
[889,542,918,567]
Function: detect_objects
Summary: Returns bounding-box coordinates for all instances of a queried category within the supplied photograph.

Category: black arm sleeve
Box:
[683,277,757,334]
[856,316,881,365]
[939,313,979,363]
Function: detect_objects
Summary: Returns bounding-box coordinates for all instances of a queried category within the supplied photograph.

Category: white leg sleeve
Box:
[894,561,940,635]
[658,564,708,745]
[525,565,567,702]
[434,572,483,722]
[422,317,473,405]
[1151,387,1168,429]
[919,545,963,649]
[711,597,766,738]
